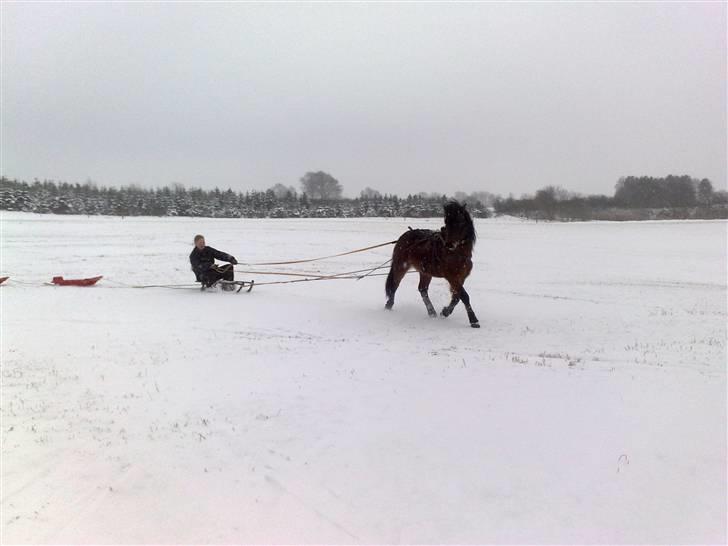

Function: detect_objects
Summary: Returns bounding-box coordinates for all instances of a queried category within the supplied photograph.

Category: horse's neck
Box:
[455,241,474,254]
[442,226,471,243]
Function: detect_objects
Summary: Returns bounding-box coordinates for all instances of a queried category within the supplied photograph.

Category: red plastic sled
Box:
[51,275,103,286]
[0,277,8,285]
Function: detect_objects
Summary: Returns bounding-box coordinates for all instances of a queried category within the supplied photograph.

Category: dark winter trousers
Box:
[202,264,234,286]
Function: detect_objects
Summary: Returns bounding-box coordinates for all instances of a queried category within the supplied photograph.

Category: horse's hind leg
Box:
[418,273,437,317]
[459,286,480,328]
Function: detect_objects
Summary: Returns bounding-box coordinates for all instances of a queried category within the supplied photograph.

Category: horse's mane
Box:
[443,201,476,245]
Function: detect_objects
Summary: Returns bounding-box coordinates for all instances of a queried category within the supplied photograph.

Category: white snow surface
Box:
[1,212,726,544]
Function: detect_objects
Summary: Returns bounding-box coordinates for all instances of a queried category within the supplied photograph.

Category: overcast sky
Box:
[2,2,725,197]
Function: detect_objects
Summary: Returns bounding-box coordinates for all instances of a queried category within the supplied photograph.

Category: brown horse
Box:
[385,201,480,328]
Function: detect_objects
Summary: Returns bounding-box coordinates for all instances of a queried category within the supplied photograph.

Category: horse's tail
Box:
[385,237,402,300]
[385,263,396,299]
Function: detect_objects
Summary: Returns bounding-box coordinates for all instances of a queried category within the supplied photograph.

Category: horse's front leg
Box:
[441,283,461,318]
[459,286,480,328]
[418,273,437,317]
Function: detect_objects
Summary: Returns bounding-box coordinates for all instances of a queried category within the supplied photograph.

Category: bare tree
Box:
[360,187,382,199]
[299,171,343,200]
[269,183,297,199]
[697,179,714,205]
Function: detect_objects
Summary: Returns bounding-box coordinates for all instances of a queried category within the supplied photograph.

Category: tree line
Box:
[1,172,725,220]
[0,173,490,219]
[494,175,726,220]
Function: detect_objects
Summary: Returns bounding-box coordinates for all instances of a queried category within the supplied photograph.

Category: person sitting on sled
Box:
[189,234,238,288]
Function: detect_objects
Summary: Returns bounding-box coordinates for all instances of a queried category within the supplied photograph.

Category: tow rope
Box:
[238,240,397,266]
[0,239,402,290]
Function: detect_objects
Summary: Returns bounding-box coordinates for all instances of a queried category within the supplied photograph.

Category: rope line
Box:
[0,271,413,290]
[354,258,393,281]
[252,270,413,287]
[1,239,402,290]
[233,264,391,279]
[239,239,397,266]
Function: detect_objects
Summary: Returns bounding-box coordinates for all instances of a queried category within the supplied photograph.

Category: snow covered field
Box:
[1,212,726,544]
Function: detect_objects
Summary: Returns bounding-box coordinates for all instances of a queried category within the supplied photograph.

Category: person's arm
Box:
[210,247,237,265]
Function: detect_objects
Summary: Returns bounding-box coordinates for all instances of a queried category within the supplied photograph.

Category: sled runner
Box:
[51,275,103,286]
[0,277,8,285]
[201,279,254,293]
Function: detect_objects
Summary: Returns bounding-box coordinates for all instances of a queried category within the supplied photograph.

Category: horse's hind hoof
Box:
[441,308,452,318]
[470,322,480,328]
[384,303,393,311]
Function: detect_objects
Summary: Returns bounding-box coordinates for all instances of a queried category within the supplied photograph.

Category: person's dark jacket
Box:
[190,246,237,281]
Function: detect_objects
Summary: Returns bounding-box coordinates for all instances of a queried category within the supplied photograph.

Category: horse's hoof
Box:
[441,308,451,318]
[428,311,437,318]
[470,322,480,328]
[384,303,393,310]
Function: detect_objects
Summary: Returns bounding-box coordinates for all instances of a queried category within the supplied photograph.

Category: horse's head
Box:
[442,201,476,248]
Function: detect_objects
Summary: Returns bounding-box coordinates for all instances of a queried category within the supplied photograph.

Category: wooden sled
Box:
[51,275,103,286]
[201,279,254,293]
